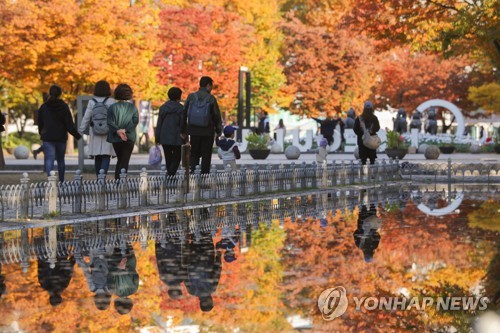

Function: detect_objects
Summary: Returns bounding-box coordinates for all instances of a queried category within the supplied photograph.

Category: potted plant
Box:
[385,130,408,160]
[439,137,456,154]
[246,133,271,159]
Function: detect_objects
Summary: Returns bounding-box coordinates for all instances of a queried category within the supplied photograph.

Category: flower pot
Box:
[439,146,455,154]
[385,148,407,160]
[249,149,270,160]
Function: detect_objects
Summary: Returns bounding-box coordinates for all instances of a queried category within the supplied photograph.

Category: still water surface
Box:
[0,186,498,332]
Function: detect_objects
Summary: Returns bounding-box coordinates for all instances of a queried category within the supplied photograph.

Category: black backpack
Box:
[187,93,211,127]
[91,97,109,136]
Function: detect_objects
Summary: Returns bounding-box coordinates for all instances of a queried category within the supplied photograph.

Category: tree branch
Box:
[425,0,458,12]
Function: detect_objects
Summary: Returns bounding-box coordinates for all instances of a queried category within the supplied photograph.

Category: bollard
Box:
[97,169,106,210]
[340,161,346,186]
[178,168,186,202]
[19,173,30,219]
[331,161,337,187]
[210,164,218,199]
[74,170,83,213]
[119,168,128,209]
[47,171,58,215]
[139,168,149,206]
[349,160,355,185]
[159,166,167,205]
[321,161,328,188]
[194,165,202,201]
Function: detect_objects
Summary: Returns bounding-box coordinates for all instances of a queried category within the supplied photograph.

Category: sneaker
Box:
[32,150,38,160]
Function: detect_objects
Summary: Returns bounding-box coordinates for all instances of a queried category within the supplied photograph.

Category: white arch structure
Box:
[417,192,464,216]
[415,99,465,137]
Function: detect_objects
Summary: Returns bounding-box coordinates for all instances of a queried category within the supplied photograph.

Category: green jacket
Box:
[182,87,222,137]
[107,101,139,143]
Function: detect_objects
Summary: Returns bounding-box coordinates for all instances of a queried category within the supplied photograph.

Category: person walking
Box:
[37,85,82,182]
[79,80,116,177]
[258,111,270,136]
[107,84,139,180]
[182,76,222,174]
[216,125,241,170]
[155,87,184,176]
[353,101,380,165]
[273,118,286,140]
[312,115,336,145]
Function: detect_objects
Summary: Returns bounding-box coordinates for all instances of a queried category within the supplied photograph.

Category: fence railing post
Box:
[321,161,328,188]
[178,168,186,202]
[240,165,247,196]
[291,163,297,190]
[311,162,317,188]
[119,168,128,209]
[331,161,337,187]
[278,164,285,191]
[194,165,202,201]
[225,164,233,197]
[74,170,82,213]
[253,164,260,194]
[447,158,452,203]
[98,169,106,210]
[19,173,30,219]
[301,162,307,189]
[266,164,273,193]
[210,164,218,199]
[381,159,387,183]
[47,171,58,215]
[139,168,148,206]
[349,160,355,185]
[159,166,167,205]
[341,161,346,186]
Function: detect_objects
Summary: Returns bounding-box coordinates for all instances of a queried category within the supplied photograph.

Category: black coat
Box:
[155,100,184,146]
[37,99,81,142]
[182,87,222,137]
[353,114,380,147]
[0,112,5,133]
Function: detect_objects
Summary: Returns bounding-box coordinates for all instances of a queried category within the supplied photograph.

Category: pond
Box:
[0,185,498,332]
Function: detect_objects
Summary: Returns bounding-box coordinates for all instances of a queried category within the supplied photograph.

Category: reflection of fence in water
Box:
[0,186,407,266]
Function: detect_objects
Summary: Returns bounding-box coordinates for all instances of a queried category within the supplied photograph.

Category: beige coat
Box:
[79,97,116,157]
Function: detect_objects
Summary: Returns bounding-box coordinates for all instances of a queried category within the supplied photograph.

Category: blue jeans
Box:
[94,155,111,177]
[43,141,67,182]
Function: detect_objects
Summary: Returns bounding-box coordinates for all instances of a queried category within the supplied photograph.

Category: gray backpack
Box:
[188,93,211,127]
[91,97,109,136]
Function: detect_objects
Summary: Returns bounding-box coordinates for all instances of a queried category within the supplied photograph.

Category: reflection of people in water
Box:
[37,255,76,306]
[155,213,187,300]
[75,246,112,311]
[353,204,381,263]
[107,244,139,315]
[0,263,6,299]
[215,225,240,263]
[186,231,222,312]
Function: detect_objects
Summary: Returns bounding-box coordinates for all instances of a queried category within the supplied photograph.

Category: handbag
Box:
[360,117,381,150]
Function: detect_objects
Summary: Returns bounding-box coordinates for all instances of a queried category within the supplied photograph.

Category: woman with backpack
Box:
[79,80,116,177]
[353,101,380,165]
[107,84,139,180]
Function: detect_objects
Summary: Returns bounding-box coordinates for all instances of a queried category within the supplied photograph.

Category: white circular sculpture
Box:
[424,145,440,160]
[270,142,282,154]
[418,144,429,154]
[470,144,481,154]
[354,147,360,160]
[415,99,465,137]
[13,145,29,159]
[285,145,301,160]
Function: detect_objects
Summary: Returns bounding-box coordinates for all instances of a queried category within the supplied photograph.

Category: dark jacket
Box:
[182,87,222,137]
[155,239,187,288]
[37,256,76,296]
[155,100,183,146]
[106,246,139,298]
[313,117,337,137]
[107,101,139,144]
[353,114,380,147]
[37,99,81,142]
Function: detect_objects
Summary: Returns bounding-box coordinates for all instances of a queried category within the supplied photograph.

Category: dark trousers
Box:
[162,145,181,176]
[43,141,67,182]
[112,141,135,180]
[189,135,214,174]
[324,135,333,145]
[94,154,111,177]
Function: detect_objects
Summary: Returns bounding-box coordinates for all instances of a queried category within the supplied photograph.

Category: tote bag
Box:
[360,117,381,150]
